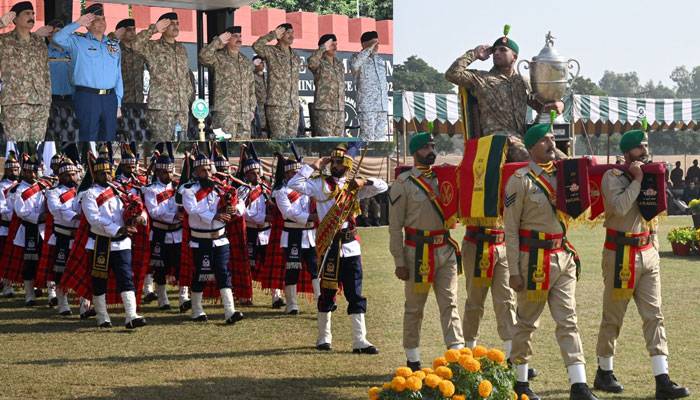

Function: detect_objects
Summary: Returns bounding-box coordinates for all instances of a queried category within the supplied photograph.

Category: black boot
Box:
[528,368,539,380]
[225,311,244,325]
[316,343,332,351]
[594,368,624,393]
[125,317,147,329]
[179,300,192,313]
[570,383,598,400]
[514,382,540,400]
[352,345,379,355]
[271,298,285,309]
[143,292,158,304]
[407,360,421,372]
[655,374,690,399]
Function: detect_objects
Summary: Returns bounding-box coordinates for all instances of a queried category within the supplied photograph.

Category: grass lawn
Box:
[0,216,698,399]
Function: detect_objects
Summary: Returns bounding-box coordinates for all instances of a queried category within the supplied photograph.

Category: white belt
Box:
[190,227,226,239]
[283,221,315,229]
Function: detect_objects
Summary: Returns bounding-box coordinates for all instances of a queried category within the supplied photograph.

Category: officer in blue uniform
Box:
[46,20,73,101]
[53,3,123,141]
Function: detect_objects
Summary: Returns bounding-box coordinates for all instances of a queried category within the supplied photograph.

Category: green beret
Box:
[492,36,519,55]
[524,124,552,149]
[409,132,434,155]
[619,130,648,153]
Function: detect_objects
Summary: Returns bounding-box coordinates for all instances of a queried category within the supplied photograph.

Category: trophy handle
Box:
[568,58,581,85]
[517,59,530,77]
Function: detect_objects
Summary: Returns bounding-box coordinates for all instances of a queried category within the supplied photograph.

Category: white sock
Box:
[567,363,587,384]
[405,347,420,363]
[516,363,529,383]
[503,340,513,359]
[651,355,669,376]
[448,343,464,350]
[598,356,613,371]
[466,340,477,349]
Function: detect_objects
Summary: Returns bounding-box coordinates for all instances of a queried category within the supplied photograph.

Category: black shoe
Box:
[3,292,14,298]
[192,314,208,322]
[179,300,192,313]
[142,292,157,304]
[34,288,43,298]
[48,297,58,307]
[316,343,332,351]
[594,368,624,393]
[25,300,36,307]
[352,346,379,355]
[528,368,539,380]
[271,298,285,309]
[407,361,421,372]
[514,382,540,400]
[80,308,96,320]
[98,321,112,328]
[159,304,172,311]
[655,374,690,399]
[125,317,147,329]
[287,309,299,315]
[59,310,72,317]
[570,383,598,400]
[225,311,244,324]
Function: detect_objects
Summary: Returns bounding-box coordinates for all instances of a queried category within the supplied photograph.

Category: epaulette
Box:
[513,167,528,178]
[396,170,412,183]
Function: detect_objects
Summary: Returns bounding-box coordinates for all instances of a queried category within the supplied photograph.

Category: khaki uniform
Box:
[199,38,256,139]
[445,49,529,137]
[461,229,517,343]
[596,169,667,358]
[0,30,51,141]
[252,31,300,138]
[120,43,146,104]
[308,47,345,136]
[132,24,194,141]
[254,72,267,129]
[504,162,586,367]
[389,168,464,351]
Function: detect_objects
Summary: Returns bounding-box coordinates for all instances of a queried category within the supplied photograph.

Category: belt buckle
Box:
[552,239,562,248]
[98,89,107,95]
[433,235,444,245]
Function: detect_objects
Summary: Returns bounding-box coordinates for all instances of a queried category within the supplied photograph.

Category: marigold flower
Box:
[487,348,506,364]
[458,355,474,369]
[459,347,473,357]
[465,358,481,372]
[479,380,493,397]
[473,345,488,358]
[421,367,434,375]
[412,370,426,380]
[395,367,413,378]
[368,386,380,400]
[521,394,529,400]
[424,373,442,389]
[438,380,455,397]
[391,376,406,392]
[435,366,453,379]
[406,376,423,391]
[453,395,467,400]
[433,356,448,369]
[382,382,391,390]
[445,349,461,363]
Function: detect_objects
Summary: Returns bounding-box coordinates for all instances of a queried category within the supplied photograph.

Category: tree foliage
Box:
[252,0,392,20]
[393,56,455,94]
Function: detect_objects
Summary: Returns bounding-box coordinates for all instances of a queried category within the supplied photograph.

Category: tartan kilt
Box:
[228,216,252,302]
[0,215,25,283]
[35,214,55,287]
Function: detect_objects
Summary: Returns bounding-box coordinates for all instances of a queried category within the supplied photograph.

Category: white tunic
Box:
[272,183,316,248]
[82,184,131,251]
[46,184,81,245]
[143,179,182,244]
[12,180,47,247]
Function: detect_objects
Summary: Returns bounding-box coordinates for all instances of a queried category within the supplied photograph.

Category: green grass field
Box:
[0,216,698,400]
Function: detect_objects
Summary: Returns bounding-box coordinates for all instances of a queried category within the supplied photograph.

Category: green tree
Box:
[599,71,641,97]
[252,0,392,20]
[638,80,675,98]
[570,76,606,95]
[393,56,454,93]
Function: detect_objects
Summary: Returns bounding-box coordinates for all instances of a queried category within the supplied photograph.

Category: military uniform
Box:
[252,31,301,138]
[308,47,345,136]
[254,71,267,130]
[199,37,256,138]
[389,166,465,367]
[48,43,74,98]
[0,30,51,141]
[0,156,19,298]
[120,43,146,104]
[351,45,388,141]
[132,24,194,141]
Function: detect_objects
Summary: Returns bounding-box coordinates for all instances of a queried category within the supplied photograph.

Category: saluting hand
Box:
[474,45,492,61]
[155,18,171,33]
[77,13,95,28]
[312,156,330,171]
[34,25,54,38]
[274,26,287,39]
[218,31,232,46]
[322,38,335,51]
[1,11,16,27]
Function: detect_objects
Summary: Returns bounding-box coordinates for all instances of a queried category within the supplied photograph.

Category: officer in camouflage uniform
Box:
[114,18,146,105]
[351,31,389,141]
[253,56,267,134]
[252,23,301,138]
[132,12,194,141]
[199,26,256,139]
[0,2,52,142]
[308,33,345,137]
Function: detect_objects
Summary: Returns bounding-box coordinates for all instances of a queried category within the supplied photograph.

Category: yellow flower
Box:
[459,347,473,357]
[445,349,461,363]
[521,394,530,400]
[487,348,506,364]
[421,367,434,375]
[458,355,474,369]
[512,392,518,400]
[412,370,426,380]
[473,345,488,358]
[368,386,380,400]
[438,380,455,397]
[465,358,481,372]
[406,376,423,391]
[395,367,413,378]
[453,395,467,400]
[424,374,442,389]
[435,366,453,380]
[391,376,407,392]
[479,380,493,398]
[382,382,391,390]
[433,356,449,369]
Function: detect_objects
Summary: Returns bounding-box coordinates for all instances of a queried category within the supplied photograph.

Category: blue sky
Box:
[394,0,699,87]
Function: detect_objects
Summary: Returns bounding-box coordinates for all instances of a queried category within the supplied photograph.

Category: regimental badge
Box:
[326,262,335,273]
[419,261,430,277]
[290,247,299,257]
[569,183,579,193]
[97,255,106,265]
[56,250,66,262]
[153,243,161,256]
[27,239,35,248]
[440,181,454,206]
[643,188,657,196]
[202,255,211,268]
[479,255,490,272]
[532,267,545,284]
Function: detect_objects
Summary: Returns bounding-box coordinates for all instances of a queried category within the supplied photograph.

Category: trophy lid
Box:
[532,31,568,63]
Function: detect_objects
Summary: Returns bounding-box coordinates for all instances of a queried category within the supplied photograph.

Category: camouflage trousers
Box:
[147,109,188,141]
[313,109,345,137]
[257,102,267,129]
[0,104,49,142]
[266,105,299,138]
[212,111,252,140]
[358,111,388,141]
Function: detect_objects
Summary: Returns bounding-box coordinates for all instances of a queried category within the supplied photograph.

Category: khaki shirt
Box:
[602,168,659,249]
[0,30,51,106]
[120,43,146,104]
[389,168,453,267]
[252,31,300,108]
[445,49,529,136]
[132,24,194,112]
[308,47,344,112]
[198,38,256,121]
[504,162,564,276]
